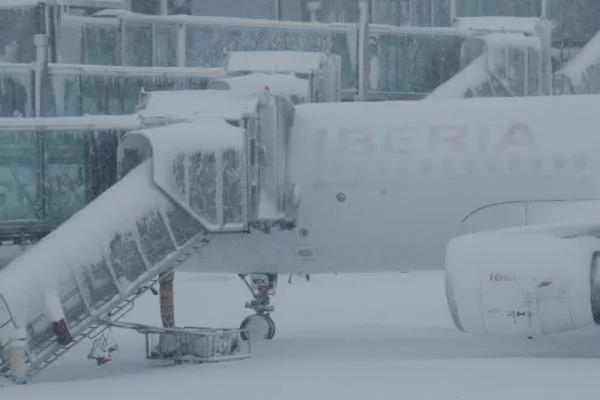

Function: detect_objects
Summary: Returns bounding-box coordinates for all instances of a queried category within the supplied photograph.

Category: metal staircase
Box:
[0,116,250,382]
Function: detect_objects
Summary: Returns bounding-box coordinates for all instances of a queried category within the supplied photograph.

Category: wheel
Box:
[240,314,276,341]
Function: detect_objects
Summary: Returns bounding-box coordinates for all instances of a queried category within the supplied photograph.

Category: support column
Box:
[450,0,457,23]
[159,0,168,15]
[176,24,186,67]
[535,19,553,96]
[357,0,370,101]
[159,272,175,328]
[33,34,49,117]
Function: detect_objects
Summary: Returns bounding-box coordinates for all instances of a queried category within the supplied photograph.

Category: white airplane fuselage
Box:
[191,95,600,274]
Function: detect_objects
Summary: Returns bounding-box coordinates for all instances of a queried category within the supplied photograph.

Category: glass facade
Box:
[371,33,462,94]
[0,7,41,64]
[0,128,119,226]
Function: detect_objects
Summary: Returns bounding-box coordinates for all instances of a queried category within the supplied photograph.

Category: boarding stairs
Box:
[0,160,217,382]
[0,118,257,381]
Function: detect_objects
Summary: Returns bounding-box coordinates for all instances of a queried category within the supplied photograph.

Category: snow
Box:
[139,90,257,122]
[226,51,326,75]
[428,56,487,99]
[454,17,540,34]
[557,30,600,89]
[209,72,310,103]
[2,271,600,399]
[0,161,161,325]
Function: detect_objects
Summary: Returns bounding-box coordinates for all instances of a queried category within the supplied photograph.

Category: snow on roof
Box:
[209,72,310,103]
[427,56,488,100]
[140,90,257,122]
[455,17,539,34]
[226,51,326,75]
[557,31,600,88]
[0,0,126,9]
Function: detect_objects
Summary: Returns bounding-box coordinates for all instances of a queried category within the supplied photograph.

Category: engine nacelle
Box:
[445,226,600,336]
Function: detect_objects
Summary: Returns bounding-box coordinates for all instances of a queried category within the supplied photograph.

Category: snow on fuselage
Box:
[194,95,600,274]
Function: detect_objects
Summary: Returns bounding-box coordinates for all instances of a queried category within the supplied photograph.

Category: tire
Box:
[240,314,276,341]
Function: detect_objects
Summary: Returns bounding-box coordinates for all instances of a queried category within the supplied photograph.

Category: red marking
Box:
[498,123,536,149]
[429,125,468,153]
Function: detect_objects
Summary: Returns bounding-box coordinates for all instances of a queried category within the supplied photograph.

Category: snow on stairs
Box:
[0,119,248,381]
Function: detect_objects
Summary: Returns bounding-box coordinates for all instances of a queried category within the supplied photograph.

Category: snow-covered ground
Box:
[3,271,600,399]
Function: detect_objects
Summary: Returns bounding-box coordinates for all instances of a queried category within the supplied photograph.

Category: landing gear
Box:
[239,273,277,340]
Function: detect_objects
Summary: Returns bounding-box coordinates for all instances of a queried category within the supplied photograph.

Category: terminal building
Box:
[0,0,599,240]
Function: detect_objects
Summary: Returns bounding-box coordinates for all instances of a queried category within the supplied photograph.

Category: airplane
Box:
[2,91,600,382]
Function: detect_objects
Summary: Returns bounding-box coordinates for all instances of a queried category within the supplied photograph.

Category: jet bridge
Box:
[0,91,295,382]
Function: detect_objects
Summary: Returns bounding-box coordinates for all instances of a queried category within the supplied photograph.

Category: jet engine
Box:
[445,225,600,336]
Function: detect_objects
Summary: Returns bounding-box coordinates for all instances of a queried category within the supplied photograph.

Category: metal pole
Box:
[159,0,168,15]
[535,19,553,95]
[176,24,186,67]
[450,0,456,22]
[33,34,49,117]
[357,0,370,101]
[540,0,548,19]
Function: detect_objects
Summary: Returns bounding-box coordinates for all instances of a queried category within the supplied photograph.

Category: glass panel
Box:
[137,211,176,265]
[26,313,55,352]
[76,259,119,310]
[154,25,177,67]
[58,275,88,328]
[189,152,218,224]
[527,50,540,96]
[0,131,40,221]
[456,0,541,17]
[82,24,121,66]
[374,34,462,94]
[125,23,153,66]
[109,233,147,284]
[165,203,204,246]
[0,297,13,348]
[44,131,89,224]
[222,149,243,224]
[0,9,38,63]
[318,0,360,23]
[172,154,186,200]
[191,0,277,19]
[0,74,30,117]
[507,48,525,96]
